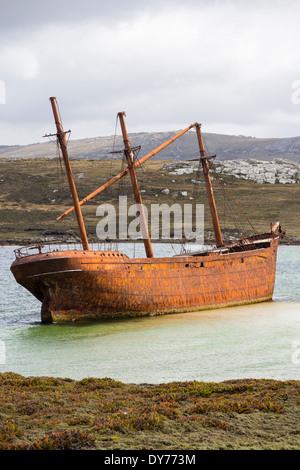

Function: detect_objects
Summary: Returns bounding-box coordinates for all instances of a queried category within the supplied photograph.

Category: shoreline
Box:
[1,237,300,247]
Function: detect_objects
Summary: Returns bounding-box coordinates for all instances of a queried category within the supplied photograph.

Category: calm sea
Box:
[0,243,299,383]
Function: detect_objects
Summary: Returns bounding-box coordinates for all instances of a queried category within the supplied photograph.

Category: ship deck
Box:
[13,232,277,262]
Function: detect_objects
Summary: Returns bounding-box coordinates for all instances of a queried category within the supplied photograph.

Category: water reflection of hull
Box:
[10,234,279,323]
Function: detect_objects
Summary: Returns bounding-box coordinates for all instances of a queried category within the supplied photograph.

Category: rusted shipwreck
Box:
[10,97,284,323]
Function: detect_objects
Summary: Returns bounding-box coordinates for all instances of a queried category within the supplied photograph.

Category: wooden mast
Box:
[118,112,154,258]
[49,97,90,251]
[195,123,223,246]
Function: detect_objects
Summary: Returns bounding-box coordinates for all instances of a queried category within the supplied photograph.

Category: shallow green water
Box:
[0,244,299,383]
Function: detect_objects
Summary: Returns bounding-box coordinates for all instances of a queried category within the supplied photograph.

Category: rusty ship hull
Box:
[10,234,280,323]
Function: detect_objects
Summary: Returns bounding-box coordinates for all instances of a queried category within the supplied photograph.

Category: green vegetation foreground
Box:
[0,373,299,450]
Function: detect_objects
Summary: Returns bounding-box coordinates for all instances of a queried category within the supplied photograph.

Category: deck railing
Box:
[13,241,120,259]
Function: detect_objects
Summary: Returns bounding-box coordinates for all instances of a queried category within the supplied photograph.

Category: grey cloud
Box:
[1,0,300,145]
[0,0,197,30]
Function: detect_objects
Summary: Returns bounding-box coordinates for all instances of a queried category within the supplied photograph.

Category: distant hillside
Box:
[1,131,300,162]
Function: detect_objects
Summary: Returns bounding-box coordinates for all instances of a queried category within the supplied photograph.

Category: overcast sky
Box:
[1,0,300,145]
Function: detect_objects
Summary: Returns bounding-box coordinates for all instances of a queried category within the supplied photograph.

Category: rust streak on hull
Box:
[10,235,280,323]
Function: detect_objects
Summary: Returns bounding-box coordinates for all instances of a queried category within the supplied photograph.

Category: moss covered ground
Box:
[0,373,299,450]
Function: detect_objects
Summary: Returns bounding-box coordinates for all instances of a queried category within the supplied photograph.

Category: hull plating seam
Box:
[28,269,82,278]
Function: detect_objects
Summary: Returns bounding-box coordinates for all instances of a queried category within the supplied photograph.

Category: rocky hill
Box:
[163,158,300,185]
[1,131,300,162]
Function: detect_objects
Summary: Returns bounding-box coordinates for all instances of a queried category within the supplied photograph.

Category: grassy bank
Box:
[0,158,299,244]
[0,373,299,450]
